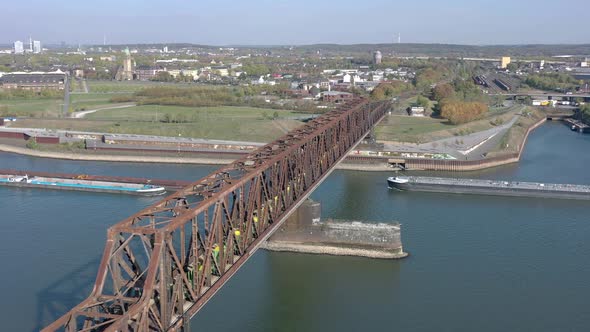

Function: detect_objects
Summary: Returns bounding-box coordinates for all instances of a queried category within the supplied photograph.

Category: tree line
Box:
[0,88,63,100]
[108,85,317,112]
[432,79,488,124]
[524,73,580,92]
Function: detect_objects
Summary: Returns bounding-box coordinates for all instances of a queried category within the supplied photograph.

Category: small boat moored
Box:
[387,176,410,190]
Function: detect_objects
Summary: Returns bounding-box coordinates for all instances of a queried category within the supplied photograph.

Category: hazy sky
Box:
[2,0,588,45]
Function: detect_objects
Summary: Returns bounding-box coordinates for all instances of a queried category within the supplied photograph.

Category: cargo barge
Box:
[387,176,590,200]
[0,174,166,196]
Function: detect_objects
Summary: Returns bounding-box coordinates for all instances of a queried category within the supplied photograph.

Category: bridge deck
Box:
[42,98,390,332]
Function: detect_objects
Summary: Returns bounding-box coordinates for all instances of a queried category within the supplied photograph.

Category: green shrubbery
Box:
[25,138,40,150]
[109,85,305,111]
[0,89,63,100]
[525,73,579,92]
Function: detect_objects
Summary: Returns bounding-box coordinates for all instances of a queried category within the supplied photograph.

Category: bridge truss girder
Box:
[43,98,389,332]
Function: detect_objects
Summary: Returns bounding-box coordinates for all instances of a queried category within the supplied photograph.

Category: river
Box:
[0,121,589,331]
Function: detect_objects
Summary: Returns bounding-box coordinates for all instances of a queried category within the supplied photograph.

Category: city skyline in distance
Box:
[1,0,589,46]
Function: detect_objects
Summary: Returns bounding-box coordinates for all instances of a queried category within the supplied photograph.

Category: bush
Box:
[440,101,488,124]
[370,81,413,100]
[490,117,504,126]
[110,95,135,103]
[26,138,40,150]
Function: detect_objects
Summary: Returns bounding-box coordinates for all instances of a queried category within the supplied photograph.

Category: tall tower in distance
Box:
[29,36,33,53]
[373,51,382,65]
[120,47,135,80]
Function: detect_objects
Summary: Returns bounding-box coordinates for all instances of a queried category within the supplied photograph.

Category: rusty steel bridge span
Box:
[43,98,390,332]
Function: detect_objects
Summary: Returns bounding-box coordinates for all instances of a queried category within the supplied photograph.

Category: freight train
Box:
[493,78,512,91]
[472,75,489,88]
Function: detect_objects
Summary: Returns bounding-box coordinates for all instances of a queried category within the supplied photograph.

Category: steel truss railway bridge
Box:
[43,98,390,332]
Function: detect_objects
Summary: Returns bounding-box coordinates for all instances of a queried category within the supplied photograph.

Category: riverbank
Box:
[0,115,556,172]
[399,116,548,171]
[0,143,230,165]
[0,142,398,171]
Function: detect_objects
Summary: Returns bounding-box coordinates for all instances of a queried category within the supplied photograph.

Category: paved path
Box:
[381,110,523,160]
[81,79,89,93]
[62,78,70,117]
[71,103,137,118]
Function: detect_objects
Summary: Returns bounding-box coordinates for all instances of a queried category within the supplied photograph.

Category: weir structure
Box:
[43,98,390,331]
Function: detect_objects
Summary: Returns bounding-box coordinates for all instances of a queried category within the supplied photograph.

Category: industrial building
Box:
[0,72,66,90]
[135,65,166,81]
[501,56,511,69]
[321,91,354,103]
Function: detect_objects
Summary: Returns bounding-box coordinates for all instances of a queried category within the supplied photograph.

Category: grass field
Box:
[376,105,524,143]
[487,108,545,156]
[11,105,304,142]
[0,99,63,117]
[85,105,297,121]
[87,80,181,93]
[69,93,121,111]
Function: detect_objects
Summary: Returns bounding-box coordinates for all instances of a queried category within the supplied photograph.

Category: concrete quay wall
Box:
[263,200,407,259]
[404,117,547,171]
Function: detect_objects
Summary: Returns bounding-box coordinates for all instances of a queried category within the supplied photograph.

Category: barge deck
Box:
[387,176,590,200]
[0,174,166,196]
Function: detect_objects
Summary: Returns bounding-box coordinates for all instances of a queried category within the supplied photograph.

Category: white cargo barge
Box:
[387,176,590,200]
[0,174,166,196]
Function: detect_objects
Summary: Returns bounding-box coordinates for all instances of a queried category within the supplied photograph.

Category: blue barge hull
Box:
[0,175,166,196]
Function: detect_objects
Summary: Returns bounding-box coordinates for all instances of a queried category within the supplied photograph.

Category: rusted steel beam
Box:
[43,98,389,332]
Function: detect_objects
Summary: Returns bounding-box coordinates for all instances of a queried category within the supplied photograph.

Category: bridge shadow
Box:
[33,257,101,332]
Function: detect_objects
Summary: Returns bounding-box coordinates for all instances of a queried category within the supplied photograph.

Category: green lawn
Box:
[376,116,453,142]
[12,105,304,142]
[86,80,180,93]
[86,105,298,121]
[376,106,522,143]
[0,98,63,117]
[69,93,122,111]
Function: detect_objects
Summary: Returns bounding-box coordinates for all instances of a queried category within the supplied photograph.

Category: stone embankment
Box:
[0,116,547,172]
[262,200,407,259]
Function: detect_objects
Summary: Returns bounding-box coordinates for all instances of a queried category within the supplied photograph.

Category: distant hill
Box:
[33,42,590,58]
[296,43,590,58]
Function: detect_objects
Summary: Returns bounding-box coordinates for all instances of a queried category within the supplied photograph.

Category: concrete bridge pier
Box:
[263,199,407,259]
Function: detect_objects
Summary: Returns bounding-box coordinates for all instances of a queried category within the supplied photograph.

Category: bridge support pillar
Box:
[263,199,407,259]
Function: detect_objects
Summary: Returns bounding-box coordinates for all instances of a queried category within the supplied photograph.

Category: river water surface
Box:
[0,121,589,331]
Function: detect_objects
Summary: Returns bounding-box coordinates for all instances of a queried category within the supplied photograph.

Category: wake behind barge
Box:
[387,176,590,200]
[0,174,166,196]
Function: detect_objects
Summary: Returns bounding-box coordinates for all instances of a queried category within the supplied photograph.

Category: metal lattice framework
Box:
[43,98,389,332]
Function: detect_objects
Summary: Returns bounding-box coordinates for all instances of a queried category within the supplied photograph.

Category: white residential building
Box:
[14,41,24,54]
[33,40,41,54]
